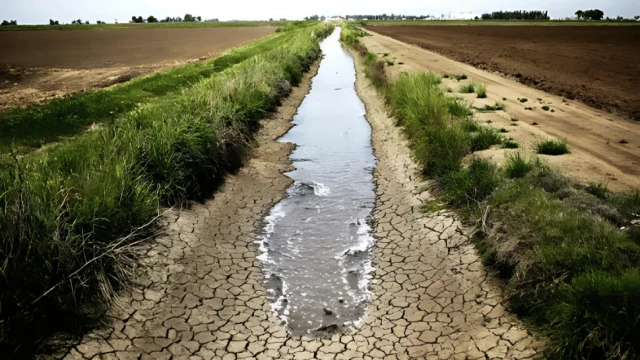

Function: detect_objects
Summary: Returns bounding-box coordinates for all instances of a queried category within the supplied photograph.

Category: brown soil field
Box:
[360,30,640,191]
[0,27,274,109]
[364,25,640,121]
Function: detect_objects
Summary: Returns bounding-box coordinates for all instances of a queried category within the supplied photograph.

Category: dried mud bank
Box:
[50,48,540,360]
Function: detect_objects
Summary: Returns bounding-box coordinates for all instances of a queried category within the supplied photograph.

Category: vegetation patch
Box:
[475,103,505,112]
[536,139,570,155]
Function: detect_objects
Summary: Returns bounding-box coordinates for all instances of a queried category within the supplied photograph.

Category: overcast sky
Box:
[3,0,639,24]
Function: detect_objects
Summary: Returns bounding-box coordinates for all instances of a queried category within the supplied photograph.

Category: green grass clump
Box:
[454,74,468,81]
[475,103,506,112]
[542,105,550,111]
[0,23,335,357]
[469,126,503,152]
[458,83,476,93]
[504,153,539,178]
[475,83,487,98]
[536,139,570,155]
[443,158,500,208]
[502,139,519,148]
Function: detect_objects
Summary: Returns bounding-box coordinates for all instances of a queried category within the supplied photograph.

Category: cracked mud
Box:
[47,35,543,360]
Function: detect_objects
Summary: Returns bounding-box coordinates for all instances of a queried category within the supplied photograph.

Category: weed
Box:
[458,83,475,93]
[586,182,609,199]
[470,126,503,152]
[453,74,468,81]
[502,139,519,148]
[504,152,538,178]
[620,139,629,144]
[511,118,519,122]
[519,98,528,103]
[499,128,508,133]
[511,123,518,127]
[475,83,487,98]
[532,122,539,126]
[542,105,550,111]
[475,103,505,112]
[421,200,446,213]
[536,139,570,155]
[443,158,500,208]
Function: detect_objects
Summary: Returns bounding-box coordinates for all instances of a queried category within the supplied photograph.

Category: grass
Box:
[0,23,335,357]
[502,139,520,149]
[536,139,570,155]
[458,82,488,98]
[0,30,305,154]
[342,23,640,359]
[475,103,505,112]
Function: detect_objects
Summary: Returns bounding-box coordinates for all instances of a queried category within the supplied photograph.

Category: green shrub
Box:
[537,139,570,155]
[458,83,476,93]
[586,182,609,199]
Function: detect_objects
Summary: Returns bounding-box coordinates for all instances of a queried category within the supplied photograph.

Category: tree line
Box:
[346,14,430,20]
[0,20,17,26]
[481,10,549,20]
[131,14,211,23]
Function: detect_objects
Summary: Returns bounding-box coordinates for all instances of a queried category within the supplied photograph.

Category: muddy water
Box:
[256,28,376,335]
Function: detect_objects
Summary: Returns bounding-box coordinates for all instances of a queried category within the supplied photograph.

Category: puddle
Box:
[256,28,376,336]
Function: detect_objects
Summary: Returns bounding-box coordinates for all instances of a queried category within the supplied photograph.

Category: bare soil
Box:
[365,25,640,121]
[0,27,274,109]
[361,30,640,191]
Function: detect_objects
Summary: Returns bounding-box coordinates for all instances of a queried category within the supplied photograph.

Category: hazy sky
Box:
[3,0,639,24]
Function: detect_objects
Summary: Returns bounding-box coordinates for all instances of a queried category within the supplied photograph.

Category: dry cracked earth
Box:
[43,50,544,360]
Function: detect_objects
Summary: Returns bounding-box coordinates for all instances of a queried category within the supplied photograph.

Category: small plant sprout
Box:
[542,106,550,111]
[475,83,487,98]
[520,98,528,103]
[502,138,519,148]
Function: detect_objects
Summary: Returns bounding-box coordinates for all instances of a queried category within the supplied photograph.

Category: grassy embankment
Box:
[0,22,334,357]
[342,24,640,359]
[0,21,318,154]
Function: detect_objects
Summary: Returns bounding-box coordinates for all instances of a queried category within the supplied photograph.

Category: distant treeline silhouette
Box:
[481,10,550,20]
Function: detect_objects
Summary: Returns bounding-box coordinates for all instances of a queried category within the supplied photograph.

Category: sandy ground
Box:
[361,30,640,191]
[0,27,274,110]
[39,46,542,359]
[365,25,640,121]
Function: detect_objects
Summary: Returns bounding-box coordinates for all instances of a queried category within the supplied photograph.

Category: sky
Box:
[2,0,639,24]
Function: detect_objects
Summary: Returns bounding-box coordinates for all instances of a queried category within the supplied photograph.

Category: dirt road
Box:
[0,27,273,110]
[43,48,540,360]
[365,25,640,121]
[361,30,640,191]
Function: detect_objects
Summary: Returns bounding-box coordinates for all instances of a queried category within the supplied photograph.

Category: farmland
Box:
[0,27,274,111]
[364,25,640,121]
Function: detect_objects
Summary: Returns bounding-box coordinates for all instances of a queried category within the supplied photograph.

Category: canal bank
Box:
[53,28,542,360]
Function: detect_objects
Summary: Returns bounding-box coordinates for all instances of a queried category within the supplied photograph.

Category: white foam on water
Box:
[312,181,331,196]
[255,203,286,264]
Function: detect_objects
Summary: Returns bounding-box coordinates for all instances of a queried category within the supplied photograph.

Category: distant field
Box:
[365,25,640,120]
[362,19,640,26]
[0,20,276,31]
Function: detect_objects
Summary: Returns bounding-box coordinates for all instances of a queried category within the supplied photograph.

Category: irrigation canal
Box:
[256,28,377,335]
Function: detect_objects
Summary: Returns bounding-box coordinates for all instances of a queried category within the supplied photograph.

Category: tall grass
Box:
[342,24,640,359]
[0,23,334,356]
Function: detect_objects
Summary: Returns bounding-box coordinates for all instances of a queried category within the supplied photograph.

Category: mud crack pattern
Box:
[44,53,543,360]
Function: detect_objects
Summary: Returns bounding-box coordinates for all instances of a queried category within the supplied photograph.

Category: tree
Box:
[49,19,59,25]
[581,9,604,20]
[96,20,106,24]
[147,16,158,23]
[196,16,202,22]
[634,15,639,20]
[71,19,83,25]
[131,16,144,23]
[183,14,196,22]
[1,20,17,26]
[575,10,584,19]
[85,21,89,25]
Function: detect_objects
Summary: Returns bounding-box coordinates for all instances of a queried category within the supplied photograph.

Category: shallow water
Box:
[256,28,376,335]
